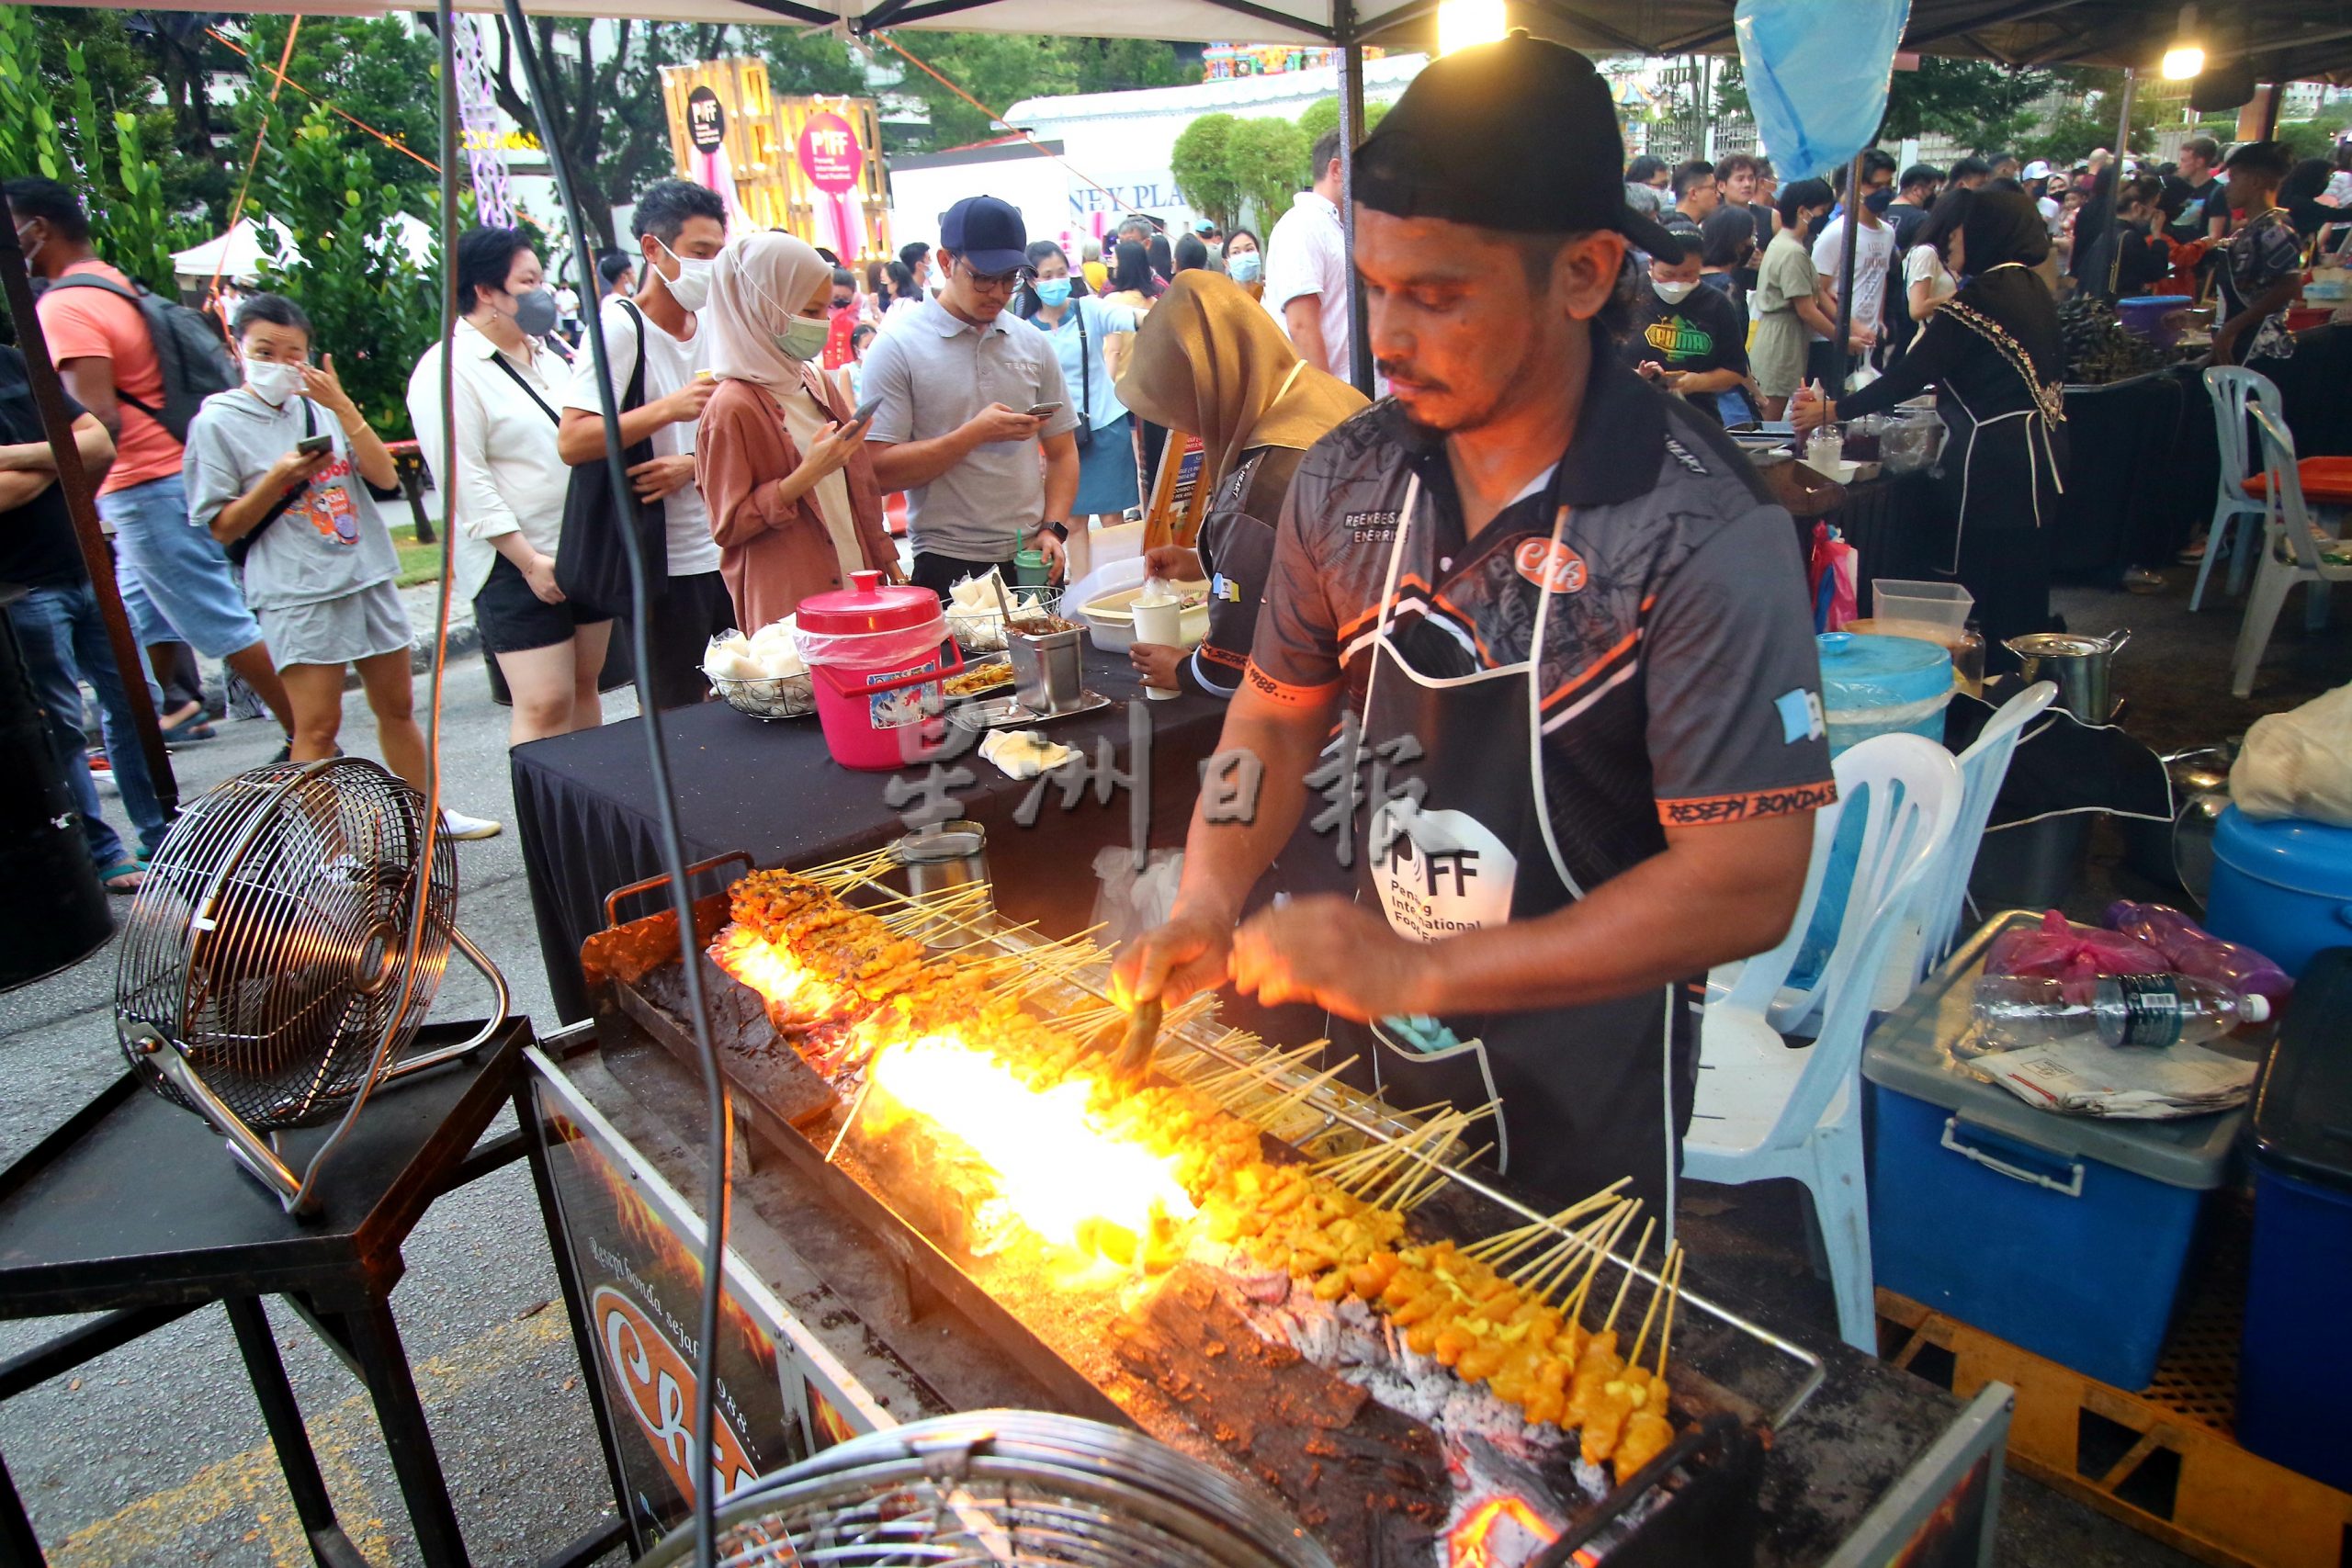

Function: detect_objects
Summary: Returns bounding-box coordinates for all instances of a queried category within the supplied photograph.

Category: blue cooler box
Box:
[1862,912,2245,1391]
[2239,946,2352,1491]
[2205,807,2352,981]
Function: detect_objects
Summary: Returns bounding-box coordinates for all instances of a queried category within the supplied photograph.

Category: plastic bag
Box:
[1984,908,2162,999]
[793,615,945,672]
[1733,0,1914,178]
[1808,522,1859,632]
[2231,681,2352,827]
[2104,900,2294,1007]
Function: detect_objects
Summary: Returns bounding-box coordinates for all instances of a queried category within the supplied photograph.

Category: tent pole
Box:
[1339,1,1374,395]
[1831,152,1863,390]
[2101,67,2137,298]
[2256,81,2282,140]
[0,229,178,819]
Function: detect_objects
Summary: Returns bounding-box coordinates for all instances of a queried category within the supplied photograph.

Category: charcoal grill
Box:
[582,852,1822,1565]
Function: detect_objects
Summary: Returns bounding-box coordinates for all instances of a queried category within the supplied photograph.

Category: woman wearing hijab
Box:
[1113,271,1366,699]
[1797,189,2067,660]
[695,231,898,633]
[1013,239,1138,577]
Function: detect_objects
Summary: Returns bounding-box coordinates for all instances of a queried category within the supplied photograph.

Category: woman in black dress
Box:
[1797,189,2066,663]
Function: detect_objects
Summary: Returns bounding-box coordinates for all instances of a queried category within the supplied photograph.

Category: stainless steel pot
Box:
[2165,746,2234,908]
[1009,626,1086,714]
[2007,628,2130,722]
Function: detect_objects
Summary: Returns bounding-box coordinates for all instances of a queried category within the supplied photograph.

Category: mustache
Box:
[1374,359,1447,392]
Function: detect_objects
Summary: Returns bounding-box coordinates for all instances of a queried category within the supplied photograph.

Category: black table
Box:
[512,646,1231,1022]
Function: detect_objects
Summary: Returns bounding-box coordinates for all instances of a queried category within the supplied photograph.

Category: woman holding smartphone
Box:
[696,231,899,632]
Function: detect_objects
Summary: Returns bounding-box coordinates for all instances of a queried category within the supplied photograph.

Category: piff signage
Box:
[796,111,862,194]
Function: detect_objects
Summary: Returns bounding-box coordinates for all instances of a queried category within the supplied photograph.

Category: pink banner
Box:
[797,110,865,258]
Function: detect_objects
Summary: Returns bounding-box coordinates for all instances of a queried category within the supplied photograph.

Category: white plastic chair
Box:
[2231,406,2352,698]
[2192,367,2279,612]
[1911,682,2058,982]
[1686,733,1963,1352]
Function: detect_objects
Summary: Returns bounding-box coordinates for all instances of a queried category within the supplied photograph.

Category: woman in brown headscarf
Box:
[1113,270,1366,698]
[696,231,898,634]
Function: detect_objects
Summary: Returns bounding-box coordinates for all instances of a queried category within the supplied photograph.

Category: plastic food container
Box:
[2204,807,2352,980]
[794,570,963,772]
[1870,579,1973,634]
[2241,946,2352,1490]
[1864,911,2245,1390]
[1066,558,1211,654]
[1815,631,1953,757]
[2117,294,2195,346]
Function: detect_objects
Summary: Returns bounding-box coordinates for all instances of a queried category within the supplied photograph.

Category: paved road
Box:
[0,657,628,1566]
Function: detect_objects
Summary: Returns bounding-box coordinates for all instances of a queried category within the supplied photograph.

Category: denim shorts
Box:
[98,473,265,659]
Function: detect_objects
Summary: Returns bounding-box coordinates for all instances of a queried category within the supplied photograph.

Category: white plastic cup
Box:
[1131,598,1184,701]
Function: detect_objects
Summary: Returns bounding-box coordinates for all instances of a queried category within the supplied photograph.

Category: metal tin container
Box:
[2006,629,2129,723]
[1008,625,1086,714]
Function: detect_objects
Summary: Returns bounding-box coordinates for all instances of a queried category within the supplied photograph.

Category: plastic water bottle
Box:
[1971,974,2272,1050]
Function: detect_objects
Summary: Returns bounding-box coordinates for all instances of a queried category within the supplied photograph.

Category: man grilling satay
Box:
[1113,34,1835,1218]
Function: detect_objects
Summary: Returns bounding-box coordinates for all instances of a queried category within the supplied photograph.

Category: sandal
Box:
[159,708,216,743]
[101,861,145,896]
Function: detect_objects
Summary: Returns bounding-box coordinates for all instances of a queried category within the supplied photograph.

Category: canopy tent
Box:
[168,213,439,284]
[44,0,2352,79]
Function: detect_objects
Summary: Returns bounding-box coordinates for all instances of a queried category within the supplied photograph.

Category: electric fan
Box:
[635,1409,1335,1568]
[114,758,508,1214]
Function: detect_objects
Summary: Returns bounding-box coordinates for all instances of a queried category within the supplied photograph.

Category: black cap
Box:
[1355,31,1684,262]
[939,195,1028,275]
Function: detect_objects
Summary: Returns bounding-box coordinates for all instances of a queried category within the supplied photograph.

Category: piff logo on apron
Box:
[1370,798,1518,942]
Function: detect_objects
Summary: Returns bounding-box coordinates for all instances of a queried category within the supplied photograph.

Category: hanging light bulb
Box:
[2161,5,2205,80]
[1437,0,1510,57]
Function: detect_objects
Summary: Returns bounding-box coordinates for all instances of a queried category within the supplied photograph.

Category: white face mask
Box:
[1651,277,1699,305]
[653,237,714,312]
[244,359,305,406]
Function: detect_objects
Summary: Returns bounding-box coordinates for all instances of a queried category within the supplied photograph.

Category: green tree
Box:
[1295,96,1389,147]
[1062,38,1192,95]
[234,17,444,209]
[2017,67,2159,164]
[1226,117,1309,231]
[879,31,1075,152]
[1716,56,2049,162]
[8,8,232,225]
[1170,113,1241,231]
[757,25,870,97]
[2278,102,2352,163]
[477,16,676,249]
[248,106,441,439]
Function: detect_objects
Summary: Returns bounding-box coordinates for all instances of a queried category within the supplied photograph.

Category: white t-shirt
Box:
[1810,219,1897,340]
[561,298,720,578]
[1904,244,1956,309]
[1262,189,1351,377]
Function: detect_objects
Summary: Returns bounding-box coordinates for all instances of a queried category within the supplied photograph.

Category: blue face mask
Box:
[1033,276,1072,309]
[1227,251,1262,284]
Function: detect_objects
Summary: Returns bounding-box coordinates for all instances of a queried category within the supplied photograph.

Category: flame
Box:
[1448,1495,1576,1568]
[708,924,845,1022]
[866,1033,1195,1259]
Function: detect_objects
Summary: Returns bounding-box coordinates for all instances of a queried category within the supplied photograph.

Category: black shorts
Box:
[909,550,1016,600]
[474,553,614,655]
[617,569,737,711]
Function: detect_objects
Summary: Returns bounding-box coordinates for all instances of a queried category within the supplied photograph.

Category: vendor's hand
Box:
[966,402,1044,446]
[801,419,865,481]
[300,355,362,423]
[1849,333,1875,355]
[1230,896,1437,1023]
[522,551,565,604]
[1791,391,1835,436]
[628,453,698,502]
[1129,641,1182,690]
[1114,903,1237,1010]
[658,376,718,425]
[1035,528,1067,583]
[1144,544,1202,581]
[1634,359,1667,383]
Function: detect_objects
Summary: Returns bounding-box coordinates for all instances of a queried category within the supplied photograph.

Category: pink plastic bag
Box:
[2104,900,2294,1006]
[1984,909,2164,1000]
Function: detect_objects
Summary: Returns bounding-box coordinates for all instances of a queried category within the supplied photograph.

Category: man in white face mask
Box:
[1630,236,1755,427]
[557,178,732,709]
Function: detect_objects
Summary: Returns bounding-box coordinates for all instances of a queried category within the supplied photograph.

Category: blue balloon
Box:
[1734,0,1914,180]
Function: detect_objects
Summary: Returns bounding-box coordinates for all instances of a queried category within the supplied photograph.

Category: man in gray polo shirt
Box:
[862,195,1081,595]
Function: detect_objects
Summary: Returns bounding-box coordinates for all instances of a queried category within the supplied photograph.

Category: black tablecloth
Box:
[513,646,1229,1021]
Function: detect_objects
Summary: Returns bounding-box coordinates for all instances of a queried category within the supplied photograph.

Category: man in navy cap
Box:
[863,194,1080,592]
[1118,34,1833,1219]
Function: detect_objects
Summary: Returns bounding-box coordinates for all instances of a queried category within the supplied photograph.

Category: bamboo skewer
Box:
[1651,1246,1687,1381]
[1601,1217,1657,1337]
[1566,1201,1642,1320]
[1527,1203,1627,1299]
[1625,1239,1678,1372]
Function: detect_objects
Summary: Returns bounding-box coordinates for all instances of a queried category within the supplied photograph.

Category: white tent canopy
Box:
[171,213,439,284]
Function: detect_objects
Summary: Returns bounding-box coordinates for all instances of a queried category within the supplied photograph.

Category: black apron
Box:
[1327,469,1685,1220]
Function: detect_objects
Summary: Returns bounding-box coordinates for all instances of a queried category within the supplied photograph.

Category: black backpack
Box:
[45,271,237,443]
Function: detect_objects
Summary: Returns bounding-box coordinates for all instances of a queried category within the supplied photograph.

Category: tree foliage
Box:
[234,17,444,209]
[1226,117,1310,232]
[1717,56,2051,160]
[1295,96,1390,147]
[1170,113,1241,231]
[878,32,1194,153]
[250,106,442,440]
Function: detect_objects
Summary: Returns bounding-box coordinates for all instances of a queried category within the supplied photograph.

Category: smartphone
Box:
[851,395,884,429]
[1023,401,1064,419]
[296,434,334,457]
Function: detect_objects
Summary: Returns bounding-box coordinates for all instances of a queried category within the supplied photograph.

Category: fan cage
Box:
[115,760,458,1130]
[648,1412,1333,1568]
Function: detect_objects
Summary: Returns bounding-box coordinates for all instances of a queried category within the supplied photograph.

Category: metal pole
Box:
[1831,152,1864,389]
[2256,81,2282,141]
[0,226,179,818]
[1339,1,1374,397]
[2101,68,2139,299]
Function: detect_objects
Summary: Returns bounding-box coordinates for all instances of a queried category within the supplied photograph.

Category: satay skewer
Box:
[1600,1215,1657,1336]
